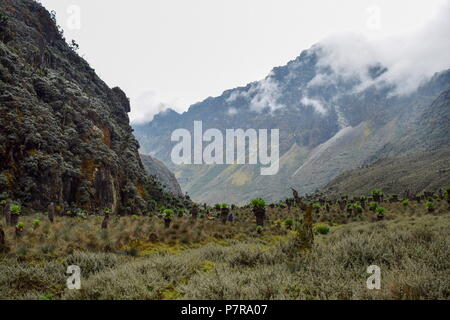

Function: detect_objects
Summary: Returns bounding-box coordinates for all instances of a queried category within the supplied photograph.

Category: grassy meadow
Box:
[0,196,449,300]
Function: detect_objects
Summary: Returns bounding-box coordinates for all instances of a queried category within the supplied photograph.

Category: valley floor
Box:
[0,203,449,300]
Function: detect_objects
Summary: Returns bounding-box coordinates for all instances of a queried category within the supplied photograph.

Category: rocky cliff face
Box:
[0,0,184,213]
[140,154,183,196]
[135,43,450,204]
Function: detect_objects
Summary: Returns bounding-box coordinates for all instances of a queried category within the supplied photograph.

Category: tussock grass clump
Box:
[315,224,330,235]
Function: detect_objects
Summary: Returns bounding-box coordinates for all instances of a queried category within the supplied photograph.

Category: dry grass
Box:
[0,199,449,300]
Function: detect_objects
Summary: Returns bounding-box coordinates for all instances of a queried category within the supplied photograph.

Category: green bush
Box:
[402,199,409,206]
[376,207,385,215]
[284,218,294,229]
[315,224,330,235]
[176,209,185,217]
[250,198,266,209]
[353,202,363,213]
[369,202,378,211]
[163,209,174,218]
[372,189,383,196]
[10,204,21,215]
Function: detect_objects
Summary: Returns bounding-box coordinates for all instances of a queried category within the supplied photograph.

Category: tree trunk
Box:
[10,214,18,227]
[15,227,23,238]
[0,225,5,247]
[48,202,55,223]
[4,201,11,226]
[191,206,198,219]
[101,214,109,229]
[253,208,266,226]
[220,208,229,224]
[164,218,172,229]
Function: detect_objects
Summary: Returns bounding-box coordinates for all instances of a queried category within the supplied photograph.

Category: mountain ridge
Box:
[134,41,450,205]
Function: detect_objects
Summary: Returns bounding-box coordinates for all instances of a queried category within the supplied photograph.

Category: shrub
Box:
[369,201,378,211]
[315,224,330,235]
[163,209,174,218]
[372,189,383,196]
[148,200,157,211]
[402,199,409,206]
[0,12,12,42]
[32,219,41,228]
[16,222,25,229]
[284,218,294,229]
[220,203,229,209]
[250,198,266,209]
[10,204,21,215]
[176,209,185,217]
[376,207,385,220]
[256,226,263,234]
[353,202,363,213]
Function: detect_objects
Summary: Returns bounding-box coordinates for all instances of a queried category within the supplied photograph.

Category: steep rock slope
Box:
[135,42,450,204]
[0,0,184,213]
[140,154,182,196]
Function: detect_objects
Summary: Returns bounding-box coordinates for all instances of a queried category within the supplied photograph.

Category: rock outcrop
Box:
[140,154,183,196]
[0,0,185,213]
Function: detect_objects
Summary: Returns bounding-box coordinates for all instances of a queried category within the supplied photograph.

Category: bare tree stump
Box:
[4,201,11,226]
[0,224,5,248]
[101,213,109,229]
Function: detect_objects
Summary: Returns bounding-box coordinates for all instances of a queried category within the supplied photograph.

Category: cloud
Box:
[312,1,450,95]
[227,107,238,116]
[301,96,327,115]
[248,74,285,113]
[226,72,285,113]
[130,91,181,124]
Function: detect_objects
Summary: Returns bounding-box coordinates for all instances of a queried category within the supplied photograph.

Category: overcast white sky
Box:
[39,0,448,123]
